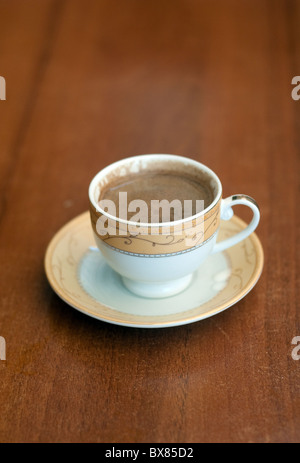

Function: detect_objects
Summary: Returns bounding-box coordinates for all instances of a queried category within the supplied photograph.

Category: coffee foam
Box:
[95,157,219,205]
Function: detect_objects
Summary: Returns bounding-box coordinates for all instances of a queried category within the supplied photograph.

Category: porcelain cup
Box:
[89,154,260,298]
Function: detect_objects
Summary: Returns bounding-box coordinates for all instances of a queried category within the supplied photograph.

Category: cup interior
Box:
[89,154,222,226]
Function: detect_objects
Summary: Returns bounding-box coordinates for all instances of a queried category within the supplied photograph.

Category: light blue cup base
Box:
[121,273,194,299]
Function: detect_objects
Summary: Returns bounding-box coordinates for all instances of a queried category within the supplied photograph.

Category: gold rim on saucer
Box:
[44,212,264,328]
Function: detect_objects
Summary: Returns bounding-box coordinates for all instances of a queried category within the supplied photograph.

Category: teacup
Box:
[89,154,260,298]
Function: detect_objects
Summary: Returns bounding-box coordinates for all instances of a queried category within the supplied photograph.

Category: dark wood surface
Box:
[0,0,299,443]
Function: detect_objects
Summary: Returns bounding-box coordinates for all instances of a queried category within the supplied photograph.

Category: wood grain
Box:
[0,0,299,443]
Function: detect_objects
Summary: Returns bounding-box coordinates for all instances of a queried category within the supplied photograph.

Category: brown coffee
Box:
[99,169,214,223]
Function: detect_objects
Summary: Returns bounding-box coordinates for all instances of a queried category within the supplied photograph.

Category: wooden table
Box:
[0,0,299,443]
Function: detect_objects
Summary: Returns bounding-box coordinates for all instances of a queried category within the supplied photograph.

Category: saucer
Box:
[45,212,264,328]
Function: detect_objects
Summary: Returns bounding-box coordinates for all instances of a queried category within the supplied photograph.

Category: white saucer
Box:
[45,212,264,328]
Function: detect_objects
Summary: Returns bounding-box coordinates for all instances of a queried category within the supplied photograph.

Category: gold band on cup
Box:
[89,198,221,256]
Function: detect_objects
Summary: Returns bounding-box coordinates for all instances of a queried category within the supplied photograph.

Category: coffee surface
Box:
[100,170,214,222]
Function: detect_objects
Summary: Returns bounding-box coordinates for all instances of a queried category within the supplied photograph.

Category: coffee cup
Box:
[89,154,260,298]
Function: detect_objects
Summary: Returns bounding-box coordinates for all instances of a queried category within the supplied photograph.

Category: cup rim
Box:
[88,154,222,228]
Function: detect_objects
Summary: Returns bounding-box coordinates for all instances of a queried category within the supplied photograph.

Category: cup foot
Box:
[121,273,194,299]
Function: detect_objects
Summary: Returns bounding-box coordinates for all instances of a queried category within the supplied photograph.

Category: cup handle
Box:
[212,195,260,254]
